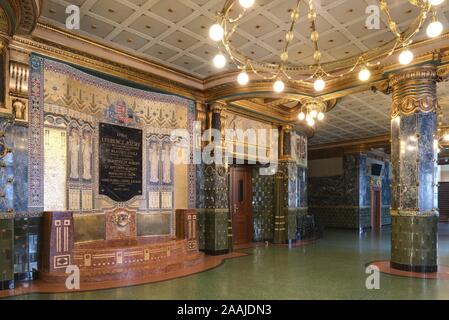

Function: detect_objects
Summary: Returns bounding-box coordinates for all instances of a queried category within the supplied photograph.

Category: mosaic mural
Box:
[28,55,196,237]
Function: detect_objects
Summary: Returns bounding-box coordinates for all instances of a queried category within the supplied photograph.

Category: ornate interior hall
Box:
[1,0,449,301]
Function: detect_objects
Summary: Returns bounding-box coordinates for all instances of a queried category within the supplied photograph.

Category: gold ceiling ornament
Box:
[209,0,443,103]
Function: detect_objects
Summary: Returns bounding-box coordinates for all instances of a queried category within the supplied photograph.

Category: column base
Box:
[390,262,438,273]
[203,249,229,256]
[391,211,438,273]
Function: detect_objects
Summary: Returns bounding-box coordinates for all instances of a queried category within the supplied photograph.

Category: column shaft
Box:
[389,66,439,273]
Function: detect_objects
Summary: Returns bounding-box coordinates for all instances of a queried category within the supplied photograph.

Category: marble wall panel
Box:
[137,212,171,236]
[399,114,419,209]
[0,217,14,289]
[13,217,41,281]
[73,214,105,242]
[252,169,274,242]
[418,112,437,212]
[7,125,28,212]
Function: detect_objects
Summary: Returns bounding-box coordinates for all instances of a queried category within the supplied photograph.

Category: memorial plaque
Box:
[99,123,143,202]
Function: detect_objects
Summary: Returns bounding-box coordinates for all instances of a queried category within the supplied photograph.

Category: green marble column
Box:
[389,66,439,273]
[203,103,230,255]
[273,126,309,244]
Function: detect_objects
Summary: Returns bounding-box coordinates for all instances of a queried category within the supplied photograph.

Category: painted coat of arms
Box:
[104,100,139,125]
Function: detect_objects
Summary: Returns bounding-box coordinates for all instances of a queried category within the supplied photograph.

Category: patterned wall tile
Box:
[252,169,275,242]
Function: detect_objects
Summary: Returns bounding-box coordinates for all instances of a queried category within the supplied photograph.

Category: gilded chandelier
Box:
[209,0,446,125]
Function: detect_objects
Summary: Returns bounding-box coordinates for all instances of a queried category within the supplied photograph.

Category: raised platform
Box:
[40,236,204,283]
[39,209,202,284]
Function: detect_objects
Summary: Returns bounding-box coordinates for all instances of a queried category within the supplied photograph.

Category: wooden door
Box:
[230,167,253,245]
[439,182,449,222]
[371,189,382,230]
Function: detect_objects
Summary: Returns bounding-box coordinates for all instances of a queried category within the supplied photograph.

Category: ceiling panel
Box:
[40,0,449,78]
[309,81,449,146]
[37,0,449,147]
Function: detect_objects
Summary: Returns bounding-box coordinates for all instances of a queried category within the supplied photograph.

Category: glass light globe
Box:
[317,112,325,121]
[429,0,444,6]
[427,20,443,38]
[273,80,285,93]
[213,54,226,69]
[359,68,371,81]
[310,110,318,118]
[307,117,315,127]
[444,133,449,142]
[239,0,255,9]
[314,78,325,92]
[237,71,249,85]
[399,49,414,65]
[209,24,224,42]
[298,112,305,121]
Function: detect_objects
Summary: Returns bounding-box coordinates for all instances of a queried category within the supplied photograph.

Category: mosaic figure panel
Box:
[28,55,196,239]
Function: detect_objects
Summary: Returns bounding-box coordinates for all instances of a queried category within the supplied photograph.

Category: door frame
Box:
[371,186,382,230]
[229,165,254,245]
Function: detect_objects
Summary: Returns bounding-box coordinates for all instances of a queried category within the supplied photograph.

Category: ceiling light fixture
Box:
[239,0,255,9]
[399,48,414,65]
[237,70,249,85]
[358,67,371,81]
[273,79,285,93]
[209,24,224,42]
[427,12,444,38]
[429,0,445,6]
[213,53,226,69]
[313,78,325,92]
[297,98,326,127]
[210,0,442,97]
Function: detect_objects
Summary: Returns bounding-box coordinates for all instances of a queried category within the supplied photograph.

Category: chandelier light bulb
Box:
[209,24,224,42]
[314,78,325,92]
[237,71,249,85]
[273,79,285,93]
[444,133,449,142]
[310,110,318,118]
[213,53,226,69]
[427,20,443,38]
[358,67,371,81]
[298,112,305,121]
[429,0,444,6]
[317,112,325,121]
[399,49,414,65]
[239,0,255,9]
[307,117,315,127]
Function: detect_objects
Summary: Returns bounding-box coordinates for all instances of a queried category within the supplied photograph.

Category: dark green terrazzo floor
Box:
[7,224,449,300]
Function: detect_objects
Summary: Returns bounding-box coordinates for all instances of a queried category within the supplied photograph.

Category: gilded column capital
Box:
[0,0,42,36]
[389,65,438,118]
[210,102,227,114]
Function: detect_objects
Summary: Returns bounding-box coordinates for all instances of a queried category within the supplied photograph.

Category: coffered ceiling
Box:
[38,0,449,147]
[40,0,449,79]
[309,81,449,145]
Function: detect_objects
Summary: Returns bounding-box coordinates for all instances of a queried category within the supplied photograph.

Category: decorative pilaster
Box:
[202,103,230,255]
[0,36,8,114]
[274,125,310,244]
[389,65,439,273]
